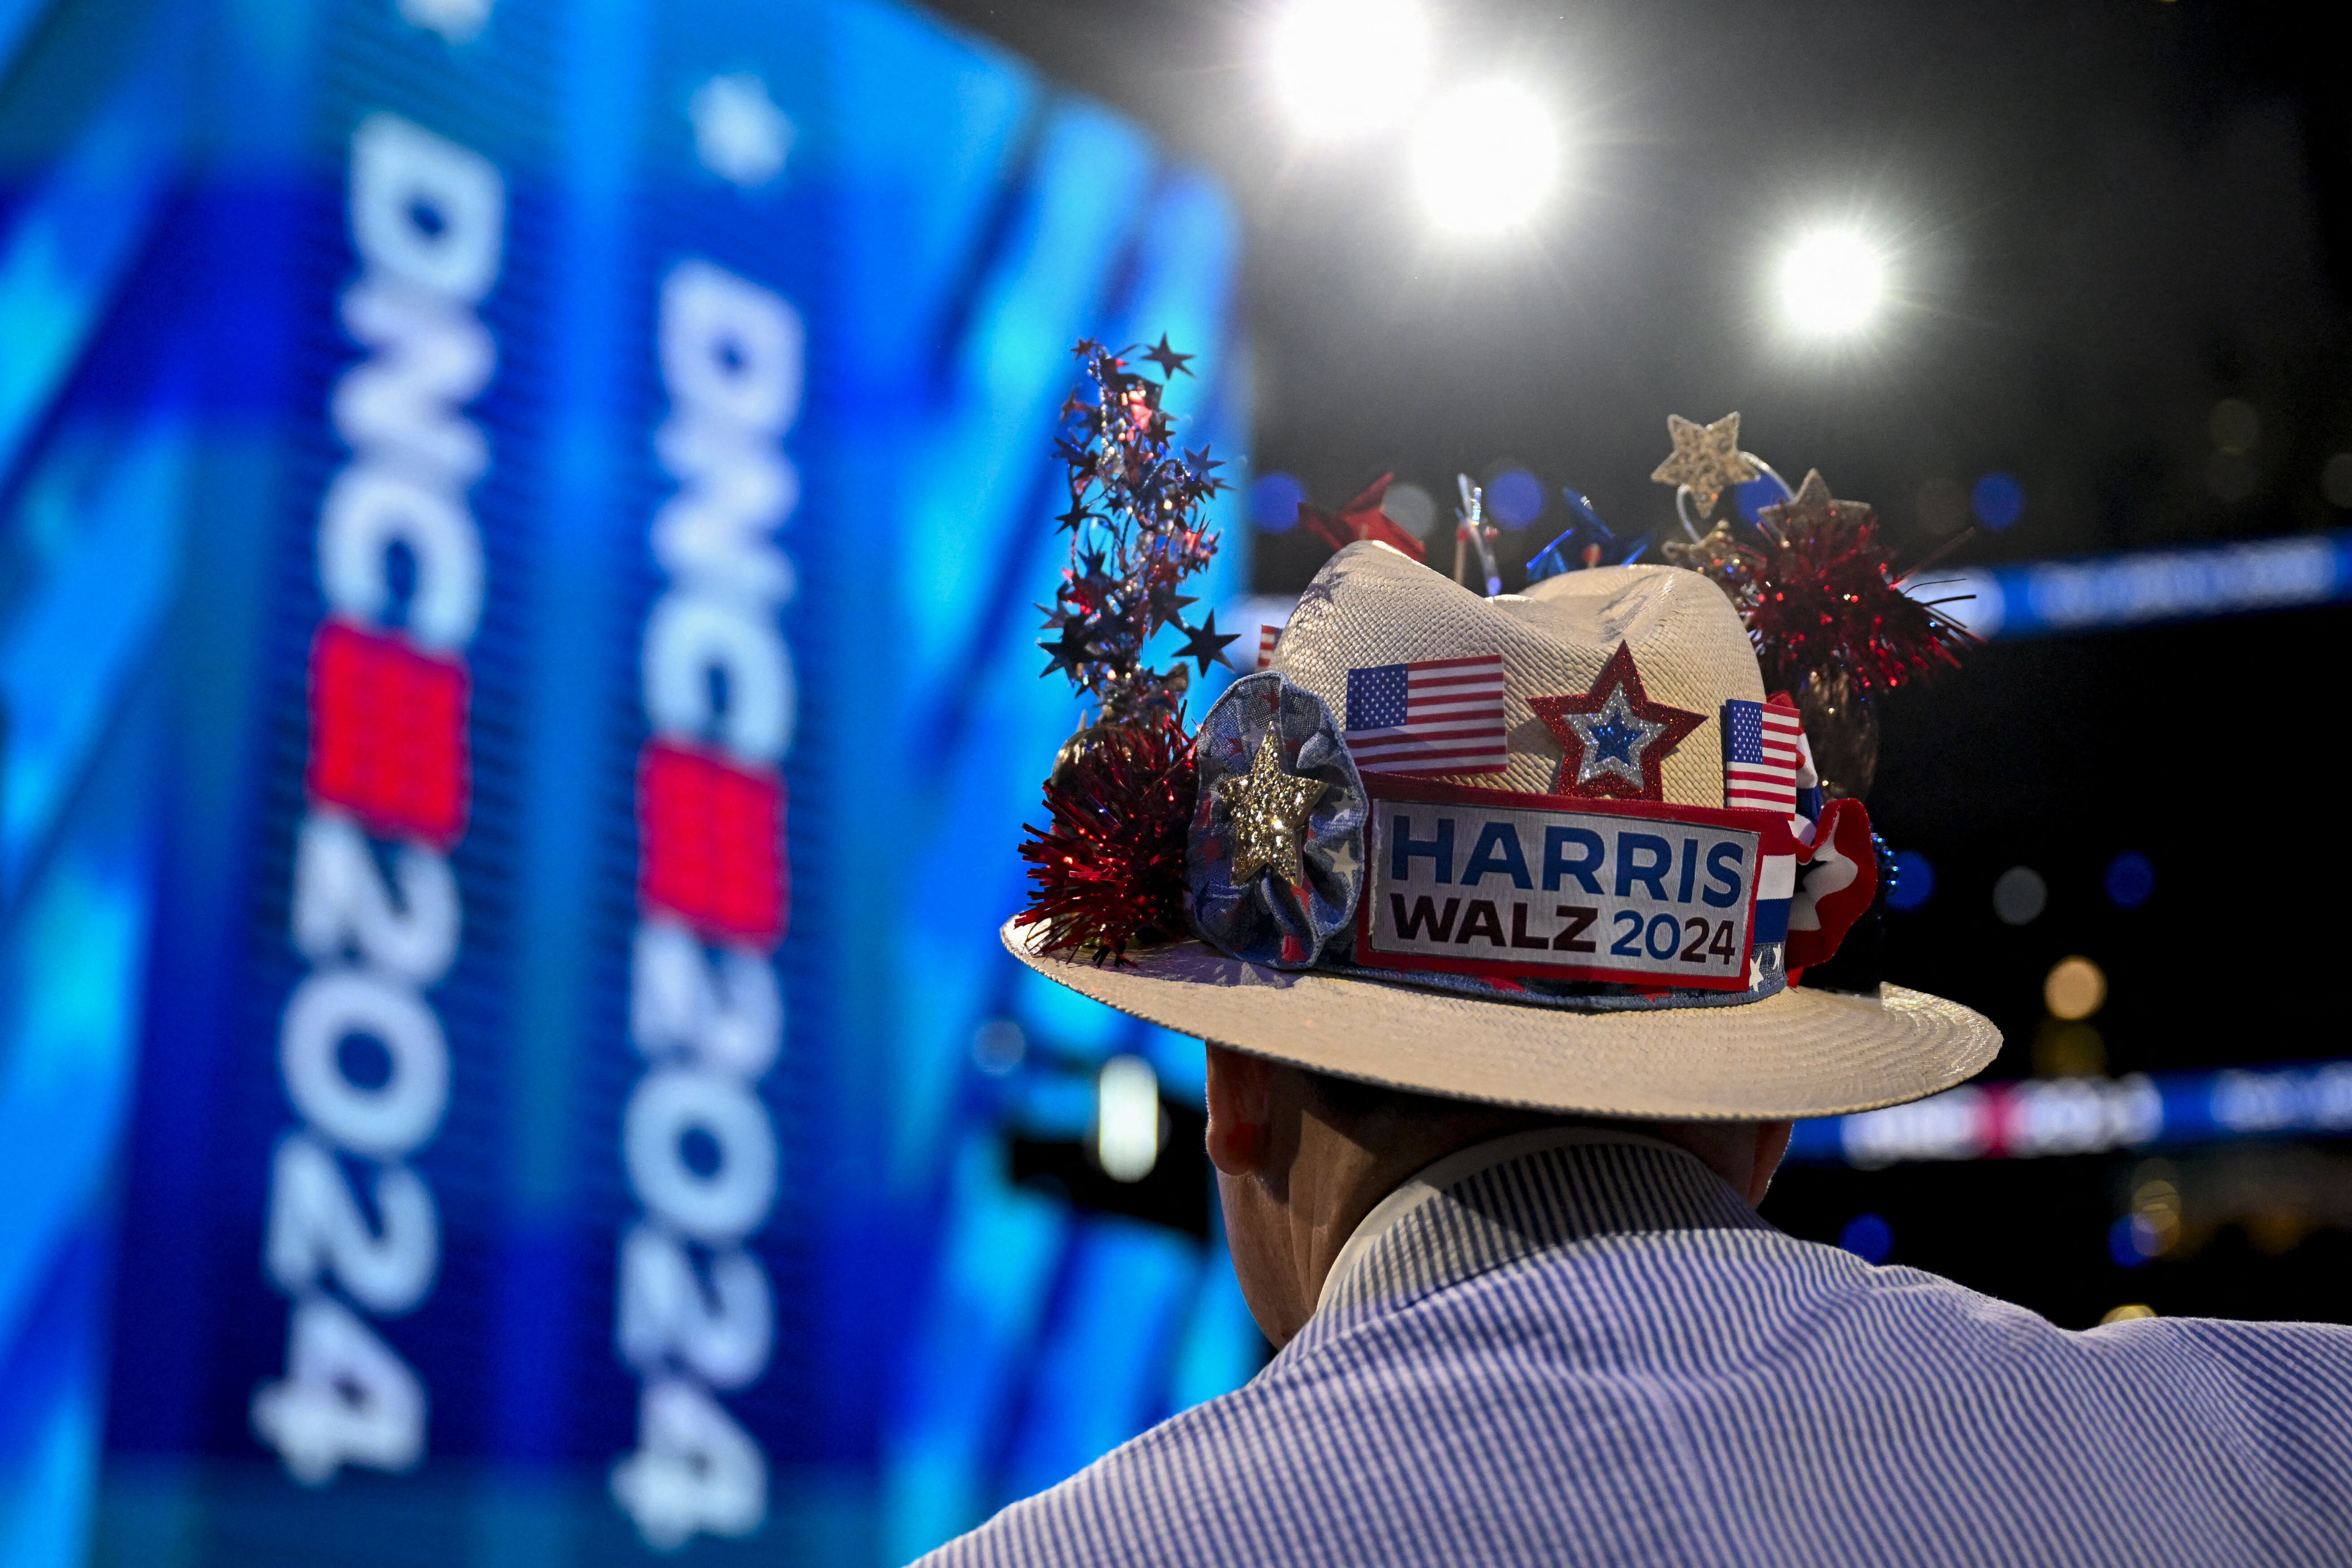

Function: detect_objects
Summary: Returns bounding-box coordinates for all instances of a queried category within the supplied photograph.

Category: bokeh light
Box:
[970,1017,1025,1075]
[1485,467,1544,528]
[1772,227,1888,337]
[1838,1212,1894,1264]
[2125,1168,2183,1261]
[1408,82,1561,236]
[2207,398,2259,456]
[2032,1020,2106,1078]
[2099,1303,2157,1324]
[1249,471,1304,532]
[1992,865,2046,926]
[1095,1054,1161,1183]
[2104,850,2155,910]
[1729,470,1795,525]
[2323,452,2352,509]
[1266,0,1429,138]
[1886,849,1936,911]
[2205,450,2257,503]
[2043,956,2107,1022]
[1972,471,2024,530]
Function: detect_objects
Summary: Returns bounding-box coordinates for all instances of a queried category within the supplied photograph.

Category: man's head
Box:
[1202,1042,1795,1346]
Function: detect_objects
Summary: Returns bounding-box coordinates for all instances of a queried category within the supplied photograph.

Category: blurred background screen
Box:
[1,0,1253,1562]
[4,0,2351,1564]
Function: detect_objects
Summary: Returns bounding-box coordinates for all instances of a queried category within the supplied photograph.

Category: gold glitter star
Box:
[1757,468,1868,542]
[1650,413,1758,516]
[1662,519,1751,575]
[1215,734,1327,885]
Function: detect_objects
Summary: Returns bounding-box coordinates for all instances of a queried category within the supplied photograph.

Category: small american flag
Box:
[1344,655,1509,774]
[1722,697,1803,813]
[1257,624,1282,671]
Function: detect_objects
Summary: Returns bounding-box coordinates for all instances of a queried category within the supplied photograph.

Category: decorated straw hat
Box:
[1010,353,1996,1120]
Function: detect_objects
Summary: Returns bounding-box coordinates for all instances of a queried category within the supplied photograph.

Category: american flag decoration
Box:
[1724,694,1825,948]
[1721,696,1803,815]
[1257,623,1281,671]
[1343,654,1509,775]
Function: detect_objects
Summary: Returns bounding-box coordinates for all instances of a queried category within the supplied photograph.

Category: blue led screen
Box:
[0,0,1255,1562]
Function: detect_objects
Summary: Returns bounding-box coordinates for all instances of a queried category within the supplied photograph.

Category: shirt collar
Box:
[1314,1125,1698,1316]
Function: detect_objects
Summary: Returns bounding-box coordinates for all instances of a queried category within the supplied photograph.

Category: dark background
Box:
[932,0,2352,1329]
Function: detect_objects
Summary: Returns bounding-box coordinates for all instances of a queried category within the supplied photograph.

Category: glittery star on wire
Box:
[1527,643,1706,801]
[1215,733,1327,884]
[1650,413,1759,517]
[1661,519,1762,602]
[1173,610,1239,674]
[1756,467,1861,541]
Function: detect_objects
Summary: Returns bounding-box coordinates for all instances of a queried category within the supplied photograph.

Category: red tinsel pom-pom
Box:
[1744,509,1977,697]
[1015,713,1198,965]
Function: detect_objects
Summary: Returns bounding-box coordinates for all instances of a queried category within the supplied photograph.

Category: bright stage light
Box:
[1095,1054,1162,1183]
[1409,82,1560,236]
[1773,227,1889,337]
[1268,0,1429,138]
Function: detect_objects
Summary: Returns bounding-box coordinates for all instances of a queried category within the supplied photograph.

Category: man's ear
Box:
[1204,1043,1277,1177]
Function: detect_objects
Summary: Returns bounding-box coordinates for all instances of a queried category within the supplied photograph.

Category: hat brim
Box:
[1003,918,1999,1120]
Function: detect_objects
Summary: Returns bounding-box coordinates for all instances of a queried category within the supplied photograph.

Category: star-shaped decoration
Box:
[1173,611,1239,674]
[1528,642,1707,801]
[1649,413,1758,517]
[1756,468,1869,543]
[1141,334,1195,378]
[1215,734,1327,884]
[1147,582,1198,629]
[1661,519,1762,602]
[1037,619,1094,678]
[1055,500,1093,533]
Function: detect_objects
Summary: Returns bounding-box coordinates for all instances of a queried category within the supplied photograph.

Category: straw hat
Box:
[1005,542,1997,1120]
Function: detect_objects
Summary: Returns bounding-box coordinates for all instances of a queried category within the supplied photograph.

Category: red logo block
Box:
[307,620,471,846]
[637,740,789,948]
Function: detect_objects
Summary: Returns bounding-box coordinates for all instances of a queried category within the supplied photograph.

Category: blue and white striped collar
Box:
[1310,1127,1773,1325]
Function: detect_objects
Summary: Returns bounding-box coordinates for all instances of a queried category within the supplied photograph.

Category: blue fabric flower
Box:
[1189,673,1367,969]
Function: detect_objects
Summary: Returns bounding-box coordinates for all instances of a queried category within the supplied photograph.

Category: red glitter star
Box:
[1527,642,1706,802]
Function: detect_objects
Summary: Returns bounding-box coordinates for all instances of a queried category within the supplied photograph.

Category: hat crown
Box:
[1269,543,1765,808]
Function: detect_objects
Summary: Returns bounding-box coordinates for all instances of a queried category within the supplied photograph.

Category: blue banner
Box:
[0,0,1257,1561]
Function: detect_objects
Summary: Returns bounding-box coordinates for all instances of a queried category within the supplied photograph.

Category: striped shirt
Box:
[915,1132,2352,1566]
